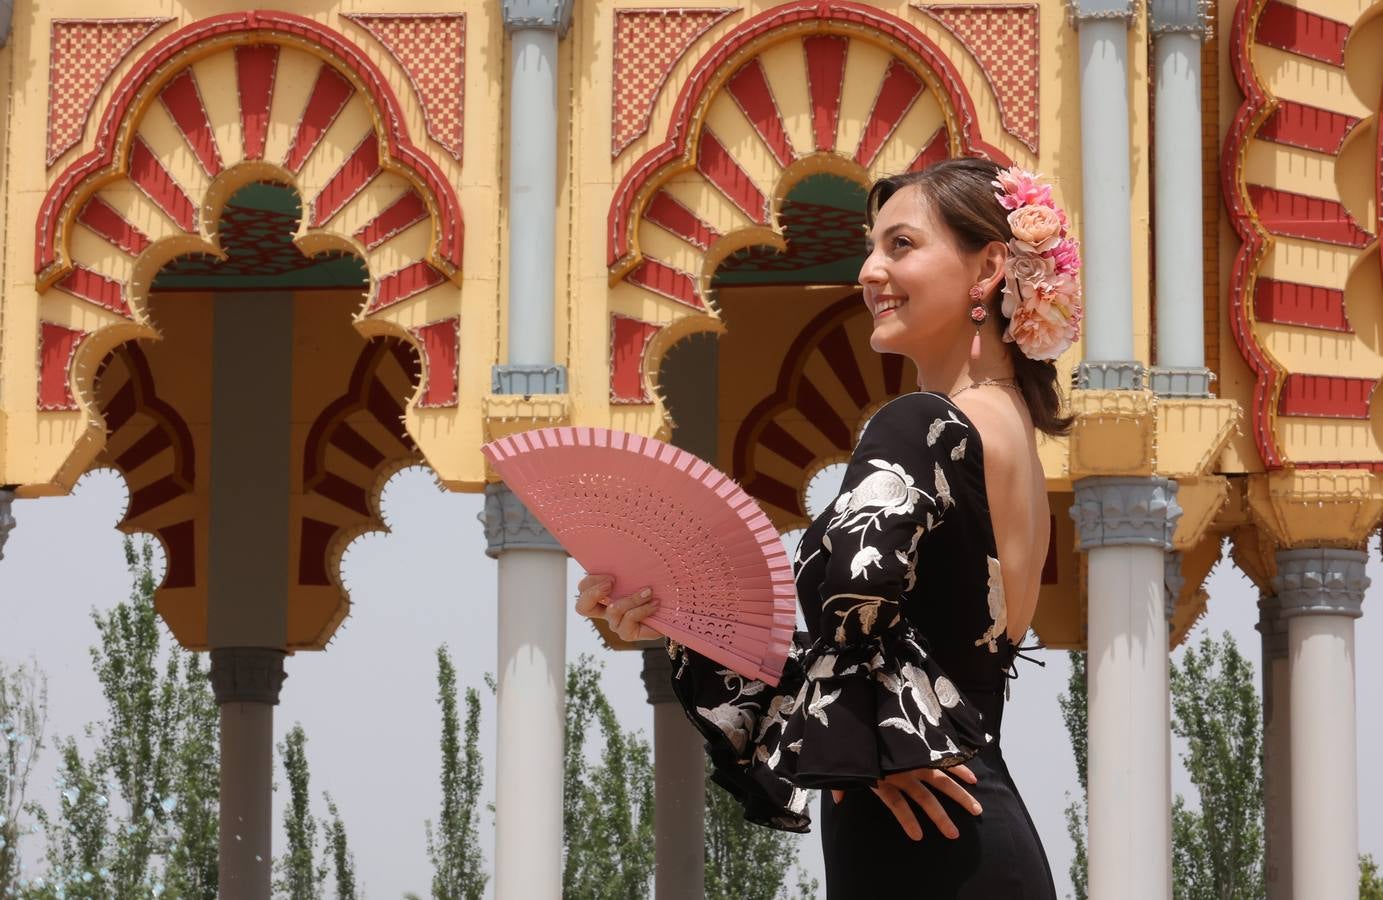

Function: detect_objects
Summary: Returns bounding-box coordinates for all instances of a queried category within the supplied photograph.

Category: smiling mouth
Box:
[870,295,907,318]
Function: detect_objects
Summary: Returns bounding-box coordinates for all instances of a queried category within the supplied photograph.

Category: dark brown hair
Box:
[864,157,1074,437]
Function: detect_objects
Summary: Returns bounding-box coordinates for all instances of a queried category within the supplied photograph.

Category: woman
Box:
[576,158,1075,898]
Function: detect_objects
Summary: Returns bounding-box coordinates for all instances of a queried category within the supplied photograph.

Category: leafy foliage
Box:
[1057,651,1088,900]
[704,758,817,900]
[425,645,486,900]
[0,660,47,894]
[277,724,326,898]
[1362,853,1383,900]
[322,794,358,900]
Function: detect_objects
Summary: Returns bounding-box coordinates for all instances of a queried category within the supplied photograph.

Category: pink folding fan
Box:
[481,427,798,685]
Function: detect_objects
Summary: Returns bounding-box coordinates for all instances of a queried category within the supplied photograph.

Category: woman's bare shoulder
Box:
[950,390,1032,471]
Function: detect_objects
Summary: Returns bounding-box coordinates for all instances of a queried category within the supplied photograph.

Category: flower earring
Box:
[968,284,987,359]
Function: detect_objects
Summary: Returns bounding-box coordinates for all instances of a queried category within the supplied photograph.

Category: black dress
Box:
[667,391,1058,899]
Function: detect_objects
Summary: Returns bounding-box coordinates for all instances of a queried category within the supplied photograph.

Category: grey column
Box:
[1071,477,1181,900]
[495,0,573,395]
[1273,548,1366,900]
[1069,0,1141,389]
[210,648,286,898]
[1149,0,1214,398]
[483,484,568,900]
[208,290,293,900]
[0,489,14,560]
[1257,592,1291,900]
[643,648,705,900]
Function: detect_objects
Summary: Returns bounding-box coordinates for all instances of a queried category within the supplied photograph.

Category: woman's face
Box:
[857,185,985,358]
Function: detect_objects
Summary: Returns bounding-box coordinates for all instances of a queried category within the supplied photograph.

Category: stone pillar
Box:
[210,647,286,898]
[642,647,705,900]
[1072,477,1180,900]
[1274,548,1366,900]
[1149,0,1213,399]
[1069,0,1140,389]
[1257,592,1291,900]
[0,488,14,560]
[483,484,567,900]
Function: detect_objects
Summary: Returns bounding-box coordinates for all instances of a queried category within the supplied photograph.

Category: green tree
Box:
[1170,631,1264,900]
[322,794,357,900]
[1057,651,1088,900]
[704,757,817,900]
[0,660,47,894]
[562,654,656,899]
[424,645,486,900]
[277,724,326,898]
[1361,853,1383,900]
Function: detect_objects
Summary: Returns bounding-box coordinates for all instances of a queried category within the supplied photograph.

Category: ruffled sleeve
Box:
[668,392,996,831]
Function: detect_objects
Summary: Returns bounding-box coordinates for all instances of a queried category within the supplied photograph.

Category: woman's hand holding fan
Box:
[574,572,662,642]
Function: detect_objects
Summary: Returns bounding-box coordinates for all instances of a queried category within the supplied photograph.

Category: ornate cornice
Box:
[502,0,573,35]
[209,647,287,706]
[481,482,563,558]
[1246,470,1383,549]
[1071,476,1182,549]
[641,646,677,705]
[1065,0,1138,29]
[1272,547,1367,619]
[1075,361,1146,391]
[1148,0,1212,38]
[0,490,14,561]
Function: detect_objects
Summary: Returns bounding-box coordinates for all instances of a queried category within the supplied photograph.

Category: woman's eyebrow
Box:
[863,222,912,246]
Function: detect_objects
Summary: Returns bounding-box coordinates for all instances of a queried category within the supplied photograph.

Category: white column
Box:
[643,648,706,900]
[210,648,286,899]
[1257,593,1292,900]
[484,485,568,900]
[1274,548,1366,900]
[1072,477,1180,900]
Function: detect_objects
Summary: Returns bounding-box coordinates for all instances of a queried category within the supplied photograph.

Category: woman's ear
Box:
[978,239,1008,297]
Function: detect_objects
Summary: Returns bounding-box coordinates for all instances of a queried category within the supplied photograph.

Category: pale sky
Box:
[1,467,1379,897]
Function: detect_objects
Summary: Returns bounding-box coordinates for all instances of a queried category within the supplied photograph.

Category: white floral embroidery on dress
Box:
[974,556,1009,652]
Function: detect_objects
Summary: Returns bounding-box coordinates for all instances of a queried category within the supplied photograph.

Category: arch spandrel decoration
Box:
[1223,0,1383,471]
[603,0,1008,436]
[33,11,466,492]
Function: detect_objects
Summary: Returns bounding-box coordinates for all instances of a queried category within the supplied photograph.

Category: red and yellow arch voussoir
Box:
[35,10,464,285]
[606,0,1007,277]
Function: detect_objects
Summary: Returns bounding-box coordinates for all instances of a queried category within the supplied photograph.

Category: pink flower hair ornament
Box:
[992,167,1083,362]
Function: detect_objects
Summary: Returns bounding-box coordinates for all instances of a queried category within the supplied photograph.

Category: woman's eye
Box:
[892,236,911,251]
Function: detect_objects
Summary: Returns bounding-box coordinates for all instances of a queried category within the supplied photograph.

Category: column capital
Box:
[1271,547,1367,619]
[0,489,15,561]
[1066,0,1138,27]
[1075,360,1146,391]
[1071,476,1182,549]
[1149,366,1214,399]
[1149,0,1212,38]
[1257,593,1289,660]
[502,0,573,35]
[480,482,563,558]
[641,645,677,705]
[209,647,286,705]
[491,364,568,395]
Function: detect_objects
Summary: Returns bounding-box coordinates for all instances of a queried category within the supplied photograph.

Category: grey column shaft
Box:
[1077,19,1135,363]
[507,28,559,368]
[0,488,14,560]
[644,648,705,900]
[1257,593,1292,900]
[211,648,286,899]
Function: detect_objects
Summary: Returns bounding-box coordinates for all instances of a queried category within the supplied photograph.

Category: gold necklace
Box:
[948,377,1020,398]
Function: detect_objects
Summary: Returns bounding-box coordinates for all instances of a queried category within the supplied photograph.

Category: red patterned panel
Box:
[236,44,279,161]
[158,520,196,589]
[128,136,196,232]
[411,317,460,407]
[77,196,150,256]
[45,18,172,167]
[159,68,223,177]
[298,518,337,586]
[627,259,701,309]
[611,8,737,157]
[696,129,768,224]
[1246,185,1372,247]
[1253,278,1351,332]
[916,4,1040,154]
[283,65,355,174]
[610,315,663,402]
[1255,1,1348,66]
[38,322,87,410]
[370,260,445,313]
[55,266,129,316]
[354,190,428,250]
[855,59,925,167]
[644,190,720,250]
[907,126,949,172]
[310,135,382,227]
[1278,374,1376,418]
[725,59,796,168]
[1258,101,1359,155]
[343,14,466,162]
[803,35,848,152]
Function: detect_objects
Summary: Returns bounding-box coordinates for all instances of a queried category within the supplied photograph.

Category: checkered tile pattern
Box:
[46,18,173,167]
[345,14,465,162]
[612,9,735,158]
[916,5,1040,154]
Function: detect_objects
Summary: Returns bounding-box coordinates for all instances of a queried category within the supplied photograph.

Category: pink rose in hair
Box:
[1002,253,1056,312]
[1008,205,1063,247]
[1049,238,1082,276]
[1006,298,1079,361]
[992,167,1053,210]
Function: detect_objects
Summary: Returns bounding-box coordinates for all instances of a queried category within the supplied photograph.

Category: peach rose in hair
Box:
[1008,205,1063,252]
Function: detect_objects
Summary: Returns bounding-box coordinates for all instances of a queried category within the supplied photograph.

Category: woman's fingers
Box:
[831,789,845,805]
[896,777,958,839]
[607,588,661,641]
[573,575,613,617]
[950,764,978,786]
[919,768,983,815]
[870,784,923,841]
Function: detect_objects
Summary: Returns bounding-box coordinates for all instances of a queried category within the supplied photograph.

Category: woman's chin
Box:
[869,320,907,353]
